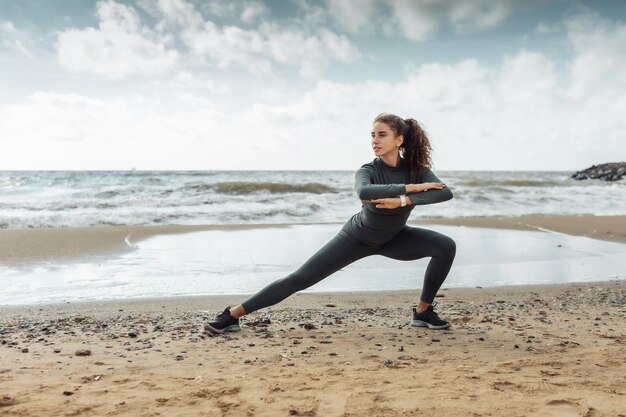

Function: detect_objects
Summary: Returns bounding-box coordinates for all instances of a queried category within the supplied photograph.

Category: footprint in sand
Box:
[0,395,18,407]
[534,399,596,417]
[522,380,562,394]
[451,315,487,324]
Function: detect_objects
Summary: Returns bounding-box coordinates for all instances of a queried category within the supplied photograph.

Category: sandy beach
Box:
[1,215,625,416]
[1,281,625,417]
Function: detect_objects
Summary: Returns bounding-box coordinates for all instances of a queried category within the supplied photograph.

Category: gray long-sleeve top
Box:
[339,157,453,245]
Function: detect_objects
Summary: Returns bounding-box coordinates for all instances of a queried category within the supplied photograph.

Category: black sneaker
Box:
[410,304,450,330]
[204,307,241,334]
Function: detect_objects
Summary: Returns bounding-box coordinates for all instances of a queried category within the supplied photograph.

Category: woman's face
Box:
[371,121,403,157]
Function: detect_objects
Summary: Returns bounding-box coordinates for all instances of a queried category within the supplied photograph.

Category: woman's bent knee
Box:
[437,235,456,257]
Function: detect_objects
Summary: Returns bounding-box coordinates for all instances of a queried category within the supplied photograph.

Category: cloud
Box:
[0,92,120,150]
[258,22,360,77]
[535,21,560,34]
[170,71,215,90]
[165,71,232,96]
[148,0,266,25]
[198,0,238,19]
[1,20,35,57]
[155,0,360,77]
[192,0,267,23]
[4,8,625,171]
[0,91,230,169]
[324,0,381,34]
[306,0,523,41]
[497,51,557,104]
[232,10,626,170]
[0,20,14,32]
[240,0,269,23]
[55,0,359,79]
[151,0,203,28]
[565,9,626,98]
[57,0,178,79]
[444,0,515,33]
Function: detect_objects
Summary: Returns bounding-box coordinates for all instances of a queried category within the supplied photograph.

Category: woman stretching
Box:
[205,113,456,333]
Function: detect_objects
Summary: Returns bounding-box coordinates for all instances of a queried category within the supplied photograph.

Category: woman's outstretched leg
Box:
[240,235,374,314]
[205,234,374,333]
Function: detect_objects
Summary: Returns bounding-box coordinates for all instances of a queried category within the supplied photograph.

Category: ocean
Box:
[1,170,625,229]
[2,169,625,305]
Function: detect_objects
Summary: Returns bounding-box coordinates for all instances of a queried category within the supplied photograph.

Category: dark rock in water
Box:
[571,162,626,181]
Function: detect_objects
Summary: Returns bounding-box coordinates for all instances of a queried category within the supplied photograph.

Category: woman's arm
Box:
[406,169,453,206]
[354,166,406,200]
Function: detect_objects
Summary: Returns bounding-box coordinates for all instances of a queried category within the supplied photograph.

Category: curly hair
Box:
[373,113,433,177]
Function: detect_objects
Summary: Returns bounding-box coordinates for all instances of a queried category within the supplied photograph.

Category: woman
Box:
[205,113,456,333]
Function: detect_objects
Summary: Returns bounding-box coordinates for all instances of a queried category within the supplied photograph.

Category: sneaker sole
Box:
[410,319,450,330]
[204,324,241,334]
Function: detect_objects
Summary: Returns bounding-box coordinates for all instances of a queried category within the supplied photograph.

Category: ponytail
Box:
[373,113,433,177]
[402,118,432,177]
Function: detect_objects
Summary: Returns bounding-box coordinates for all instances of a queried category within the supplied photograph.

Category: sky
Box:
[1,0,625,171]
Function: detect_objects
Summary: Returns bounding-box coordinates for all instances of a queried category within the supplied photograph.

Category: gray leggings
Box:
[241,226,456,314]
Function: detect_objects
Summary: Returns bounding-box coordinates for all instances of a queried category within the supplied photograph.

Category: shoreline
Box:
[1,280,624,416]
[1,214,625,266]
[411,214,626,244]
[0,279,623,318]
[0,223,292,266]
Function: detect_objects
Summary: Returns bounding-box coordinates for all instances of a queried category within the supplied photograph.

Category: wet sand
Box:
[1,281,625,417]
[0,224,291,266]
[1,215,625,266]
[412,214,626,244]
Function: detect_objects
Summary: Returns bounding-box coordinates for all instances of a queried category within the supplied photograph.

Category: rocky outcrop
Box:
[572,162,626,181]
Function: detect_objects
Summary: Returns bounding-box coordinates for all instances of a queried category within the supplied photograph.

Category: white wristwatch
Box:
[399,195,407,207]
